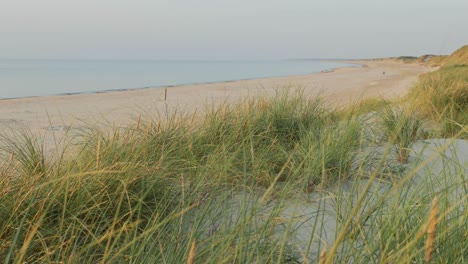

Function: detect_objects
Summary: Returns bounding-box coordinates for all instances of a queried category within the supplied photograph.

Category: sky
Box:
[1,0,467,60]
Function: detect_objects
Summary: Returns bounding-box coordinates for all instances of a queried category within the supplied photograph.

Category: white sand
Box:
[0,59,435,157]
[193,138,467,260]
[0,60,434,134]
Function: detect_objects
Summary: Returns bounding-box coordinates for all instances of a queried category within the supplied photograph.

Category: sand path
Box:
[0,60,434,141]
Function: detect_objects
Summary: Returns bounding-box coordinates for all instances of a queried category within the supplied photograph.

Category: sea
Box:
[0,59,358,99]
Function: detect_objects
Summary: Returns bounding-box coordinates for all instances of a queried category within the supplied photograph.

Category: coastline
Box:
[0,60,361,101]
[0,59,435,136]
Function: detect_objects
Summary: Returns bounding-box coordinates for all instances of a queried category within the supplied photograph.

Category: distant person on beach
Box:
[383,71,385,76]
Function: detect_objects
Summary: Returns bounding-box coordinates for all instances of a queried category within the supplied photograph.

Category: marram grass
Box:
[425,196,439,264]
[0,90,466,263]
[407,64,468,138]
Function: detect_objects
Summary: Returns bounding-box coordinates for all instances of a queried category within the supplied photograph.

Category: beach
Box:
[0,60,434,141]
[3,0,467,261]
[0,57,465,263]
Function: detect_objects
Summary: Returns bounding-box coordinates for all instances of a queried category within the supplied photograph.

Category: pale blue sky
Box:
[1,0,467,60]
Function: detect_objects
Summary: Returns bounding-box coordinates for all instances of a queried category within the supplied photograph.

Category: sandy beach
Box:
[0,60,434,137]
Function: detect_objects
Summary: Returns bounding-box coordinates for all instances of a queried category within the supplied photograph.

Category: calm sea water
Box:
[0,59,357,99]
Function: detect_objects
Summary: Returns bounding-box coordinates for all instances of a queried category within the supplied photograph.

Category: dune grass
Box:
[407,64,468,138]
[0,89,466,263]
[377,105,424,163]
[1,45,467,263]
[335,98,391,118]
[417,45,468,66]
[407,45,467,138]
[440,45,468,66]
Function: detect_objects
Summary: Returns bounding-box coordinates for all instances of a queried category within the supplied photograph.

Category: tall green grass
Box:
[377,106,423,163]
[0,91,466,263]
[407,64,468,138]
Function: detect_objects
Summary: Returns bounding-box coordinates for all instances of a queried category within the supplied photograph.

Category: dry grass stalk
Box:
[136,114,141,130]
[187,240,196,264]
[319,247,327,264]
[397,148,409,163]
[425,196,439,263]
[96,139,101,169]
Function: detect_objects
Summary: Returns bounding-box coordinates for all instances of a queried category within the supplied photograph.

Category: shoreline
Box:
[0,60,435,135]
[0,60,362,101]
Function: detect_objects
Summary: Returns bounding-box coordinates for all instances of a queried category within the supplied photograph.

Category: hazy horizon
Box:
[2,0,467,60]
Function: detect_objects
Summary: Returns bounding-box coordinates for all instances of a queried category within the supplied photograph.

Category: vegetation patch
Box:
[397,56,418,63]
[407,64,468,137]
